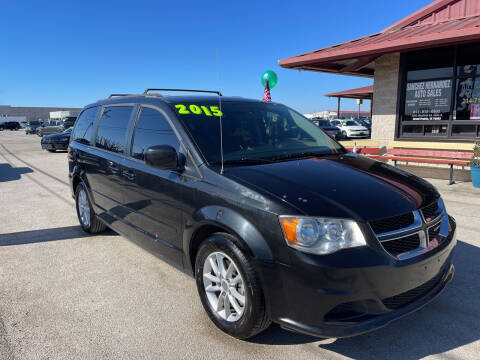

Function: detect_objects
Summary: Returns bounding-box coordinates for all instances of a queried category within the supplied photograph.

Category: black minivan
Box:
[68,89,456,339]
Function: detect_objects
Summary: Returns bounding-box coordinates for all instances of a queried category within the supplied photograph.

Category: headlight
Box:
[279,216,366,255]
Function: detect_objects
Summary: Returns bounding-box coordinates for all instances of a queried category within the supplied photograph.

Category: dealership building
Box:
[280,0,480,146]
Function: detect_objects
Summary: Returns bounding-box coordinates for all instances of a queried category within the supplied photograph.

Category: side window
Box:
[72,107,100,145]
[131,107,180,161]
[95,106,133,154]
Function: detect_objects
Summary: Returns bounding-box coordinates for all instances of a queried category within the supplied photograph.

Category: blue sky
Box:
[1,0,432,113]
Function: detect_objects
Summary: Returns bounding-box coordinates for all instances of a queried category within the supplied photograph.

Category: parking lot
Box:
[1,130,479,360]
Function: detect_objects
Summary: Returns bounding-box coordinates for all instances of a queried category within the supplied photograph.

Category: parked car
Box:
[311,117,341,139]
[356,119,372,131]
[60,116,77,129]
[41,127,72,152]
[0,121,21,131]
[329,119,341,128]
[25,120,42,134]
[36,116,77,137]
[69,90,456,340]
[332,119,370,139]
[37,122,58,137]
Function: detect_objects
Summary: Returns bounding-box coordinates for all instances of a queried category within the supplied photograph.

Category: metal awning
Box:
[279,0,480,77]
[325,85,373,99]
[324,85,374,119]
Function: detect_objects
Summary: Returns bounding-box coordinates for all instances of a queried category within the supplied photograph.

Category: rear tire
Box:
[75,182,107,234]
[195,233,271,339]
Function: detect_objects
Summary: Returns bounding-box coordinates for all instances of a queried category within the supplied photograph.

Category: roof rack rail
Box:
[143,88,222,96]
[108,94,136,99]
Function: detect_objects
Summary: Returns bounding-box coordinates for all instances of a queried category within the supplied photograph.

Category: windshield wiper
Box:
[270,152,332,161]
[212,158,273,166]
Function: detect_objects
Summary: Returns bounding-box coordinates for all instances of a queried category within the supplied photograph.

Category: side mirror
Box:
[145,145,185,171]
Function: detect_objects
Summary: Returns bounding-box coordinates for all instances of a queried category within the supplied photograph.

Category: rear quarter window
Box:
[72,107,101,145]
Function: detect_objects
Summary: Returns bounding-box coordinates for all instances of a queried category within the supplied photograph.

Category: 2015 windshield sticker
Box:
[175,104,223,117]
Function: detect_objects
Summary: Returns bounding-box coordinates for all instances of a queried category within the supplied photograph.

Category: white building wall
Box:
[49,110,79,120]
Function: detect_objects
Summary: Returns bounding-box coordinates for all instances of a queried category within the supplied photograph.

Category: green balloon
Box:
[261,70,278,89]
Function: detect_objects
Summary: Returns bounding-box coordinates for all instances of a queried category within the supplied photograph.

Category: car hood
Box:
[222,154,439,221]
[43,132,70,140]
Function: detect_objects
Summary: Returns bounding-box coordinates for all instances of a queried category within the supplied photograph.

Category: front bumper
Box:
[348,133,369,138]
[261,216,456,338]
[41,142,68,150]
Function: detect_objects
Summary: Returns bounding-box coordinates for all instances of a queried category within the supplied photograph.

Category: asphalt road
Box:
[1,130,479,360]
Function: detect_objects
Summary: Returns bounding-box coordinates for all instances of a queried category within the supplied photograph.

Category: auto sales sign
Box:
[404,79,452,120]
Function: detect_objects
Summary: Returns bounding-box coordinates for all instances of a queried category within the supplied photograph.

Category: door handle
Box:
[107,161,119,174]
[122,169,135,181]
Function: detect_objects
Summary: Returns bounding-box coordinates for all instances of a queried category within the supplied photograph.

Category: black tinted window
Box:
[72,107,100,145]
[96,106,133,154]
[131,107,179,161]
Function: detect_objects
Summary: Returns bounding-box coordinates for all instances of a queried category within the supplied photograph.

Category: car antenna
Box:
[217,48,225,175]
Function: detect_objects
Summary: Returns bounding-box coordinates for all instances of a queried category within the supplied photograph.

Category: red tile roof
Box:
[279,0,480,77]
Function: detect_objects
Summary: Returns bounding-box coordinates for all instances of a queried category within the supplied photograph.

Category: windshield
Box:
[314,119,331,126]
[171,101,344,164]
[28,121,40,125]
[345,120,358,126]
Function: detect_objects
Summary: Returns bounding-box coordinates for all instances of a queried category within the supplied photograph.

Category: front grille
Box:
[370,212,415,234]
[428,222,442,242]
[381,233,420,257]
[382,270,445,309]
[422,201,440,222]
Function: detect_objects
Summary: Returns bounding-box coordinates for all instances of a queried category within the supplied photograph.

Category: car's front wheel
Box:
[75,182,107,234]
[195,234,270,339]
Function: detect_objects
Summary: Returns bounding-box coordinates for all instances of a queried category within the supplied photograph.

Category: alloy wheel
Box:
[77,189,90,228]
[203,251,246,322]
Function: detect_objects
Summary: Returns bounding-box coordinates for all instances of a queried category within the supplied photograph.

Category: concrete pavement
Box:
[1,131,479,359]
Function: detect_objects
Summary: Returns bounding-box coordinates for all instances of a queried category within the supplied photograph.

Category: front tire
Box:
[195,233,270,339]
[75,182,107,234]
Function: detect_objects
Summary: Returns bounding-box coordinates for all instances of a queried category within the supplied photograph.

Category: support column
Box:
[337,97,341,118]
[371,53,401,146]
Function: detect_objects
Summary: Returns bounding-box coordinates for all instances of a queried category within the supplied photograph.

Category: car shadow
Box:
[249,240,480,358]
[248,324,318,345]
[0,225,117,246]
[0,163,33,182]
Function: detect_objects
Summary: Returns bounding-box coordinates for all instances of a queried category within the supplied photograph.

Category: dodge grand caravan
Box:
[68,89,456,339]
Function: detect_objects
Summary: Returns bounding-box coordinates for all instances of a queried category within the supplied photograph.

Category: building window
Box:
[399,44,480,140]
[456,42,480,121]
